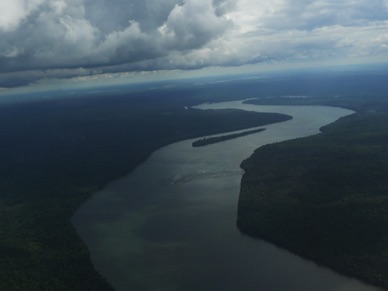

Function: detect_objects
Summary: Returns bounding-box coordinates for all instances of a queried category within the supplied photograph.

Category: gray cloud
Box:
[159,0,232,49]
[0,0,388,89]
[0,0,231,78]
[258,0,388,30]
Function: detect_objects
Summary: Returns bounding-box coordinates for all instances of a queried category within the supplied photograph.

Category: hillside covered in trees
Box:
[0,89,289,290]
[238,97,388,290]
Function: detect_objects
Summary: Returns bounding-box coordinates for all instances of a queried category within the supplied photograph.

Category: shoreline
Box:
[237,112,388,290]
[0,94,290,290]
[74,102,365,290]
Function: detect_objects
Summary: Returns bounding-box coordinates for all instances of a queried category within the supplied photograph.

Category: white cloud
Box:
[1,0,388,88]
[206,0,388,64]
[97,20,156,64]
[159,0,231,49]
[0,0,44,32]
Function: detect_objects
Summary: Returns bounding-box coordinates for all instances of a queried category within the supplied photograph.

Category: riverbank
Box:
[73,101,366,291]
[238,109,388,290]
[0,92,291,290]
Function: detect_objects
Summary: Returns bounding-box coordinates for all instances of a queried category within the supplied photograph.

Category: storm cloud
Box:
[1,0,388,88]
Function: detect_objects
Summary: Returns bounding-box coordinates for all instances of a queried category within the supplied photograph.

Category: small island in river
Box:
[192,128,266,147]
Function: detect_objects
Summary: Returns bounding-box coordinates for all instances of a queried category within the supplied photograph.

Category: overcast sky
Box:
[1,0,388,91]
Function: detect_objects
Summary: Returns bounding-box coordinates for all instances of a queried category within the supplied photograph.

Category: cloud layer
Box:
[1,0,388,88]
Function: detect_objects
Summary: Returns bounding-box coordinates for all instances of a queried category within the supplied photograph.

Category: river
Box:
[72,101,381,291]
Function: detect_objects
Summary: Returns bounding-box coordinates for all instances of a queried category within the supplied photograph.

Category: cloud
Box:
[254,0,388,29]
[0,0,231,72]
[216,0,388,64]
[159,0,231,49]
[0,0,45,32]
[1,0,388,88]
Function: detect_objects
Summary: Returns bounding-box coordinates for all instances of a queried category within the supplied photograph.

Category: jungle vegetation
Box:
[0,89,289,290]
[3,69,388,290]
[239,95,388,290]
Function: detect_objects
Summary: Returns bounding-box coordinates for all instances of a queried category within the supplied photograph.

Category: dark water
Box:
[72,101,381,291]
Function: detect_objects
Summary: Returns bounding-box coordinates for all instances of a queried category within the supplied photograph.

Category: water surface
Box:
[72,101,381,291]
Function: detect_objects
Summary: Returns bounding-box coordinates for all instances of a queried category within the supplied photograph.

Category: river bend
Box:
[72,101,380,291]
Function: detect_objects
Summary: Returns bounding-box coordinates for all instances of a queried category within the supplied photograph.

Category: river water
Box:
[72,101,381,291]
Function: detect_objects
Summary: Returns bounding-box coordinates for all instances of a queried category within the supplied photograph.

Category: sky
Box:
[1,0,388,92]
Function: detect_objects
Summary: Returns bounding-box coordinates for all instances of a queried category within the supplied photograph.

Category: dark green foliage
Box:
[192,128,269,147]
[238,112,388,289]
[0,92,289,290]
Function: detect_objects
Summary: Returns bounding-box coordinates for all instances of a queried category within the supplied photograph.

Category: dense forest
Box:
[192,128,267,147]
[2,70,388,290]
[238,96,388,289]
[0,90,289,290]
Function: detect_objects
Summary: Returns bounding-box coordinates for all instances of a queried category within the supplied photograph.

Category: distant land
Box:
[1,68,388,289]
[238,94,388,289]
[0,86,289,290]
[192,128,267,147]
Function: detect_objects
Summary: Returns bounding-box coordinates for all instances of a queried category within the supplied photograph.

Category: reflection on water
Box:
[170,170,242,184]
[72,101,381,291]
